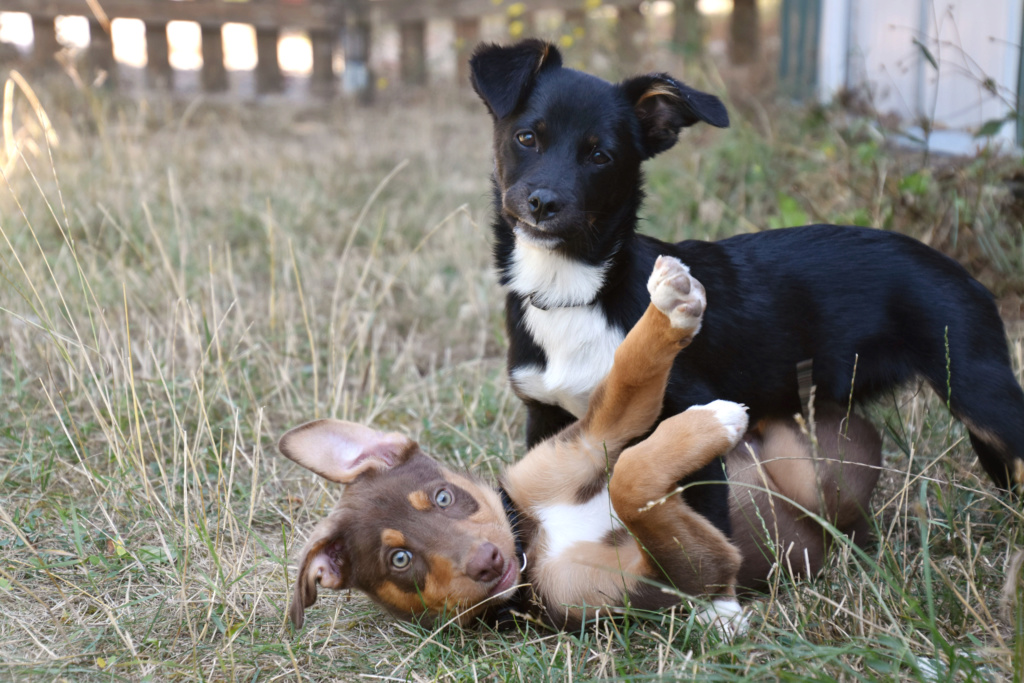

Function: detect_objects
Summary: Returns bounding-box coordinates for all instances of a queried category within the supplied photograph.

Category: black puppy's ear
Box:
[621,74,729,158]
[470,39,562,119]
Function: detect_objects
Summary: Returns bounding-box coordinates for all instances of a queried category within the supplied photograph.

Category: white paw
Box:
[694,598,748,640]
[646,255,705,336]
[694,400,749,446]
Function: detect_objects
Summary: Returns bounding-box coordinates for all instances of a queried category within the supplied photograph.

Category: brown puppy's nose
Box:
[527,189,560,222]
[466,542,505,583]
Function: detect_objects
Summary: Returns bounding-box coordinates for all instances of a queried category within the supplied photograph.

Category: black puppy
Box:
[470,39,1024,534]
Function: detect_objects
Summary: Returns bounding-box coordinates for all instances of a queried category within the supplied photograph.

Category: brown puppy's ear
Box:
[278,419,417,484]
[620,74,729,159]
[470,39,562,119]
[290,513,351,628]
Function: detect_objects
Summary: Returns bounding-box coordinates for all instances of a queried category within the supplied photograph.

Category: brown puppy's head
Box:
[278,420,520,628]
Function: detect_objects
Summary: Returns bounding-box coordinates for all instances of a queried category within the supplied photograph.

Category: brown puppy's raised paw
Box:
[647,255,706,337]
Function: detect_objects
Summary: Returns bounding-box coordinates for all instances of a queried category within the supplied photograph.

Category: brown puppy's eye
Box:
[390,549,412,570]
[515,130,536,148]
[591,149,612,165]
[435,488,453,508]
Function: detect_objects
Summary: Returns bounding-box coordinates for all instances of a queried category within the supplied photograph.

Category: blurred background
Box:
[3,4,1024,679]
[0,0,1019,151]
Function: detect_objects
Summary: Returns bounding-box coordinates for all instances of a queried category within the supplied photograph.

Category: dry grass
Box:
[2,73,1024,682]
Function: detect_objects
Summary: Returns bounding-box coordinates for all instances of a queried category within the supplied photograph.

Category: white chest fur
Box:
[506,243,624,417]
[511,305,623,417]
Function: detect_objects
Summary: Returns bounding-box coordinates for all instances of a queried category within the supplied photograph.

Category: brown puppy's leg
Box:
[503,256,707,524]
[727,404,882,590]
[609,400,748,631]
[579,256,706,455]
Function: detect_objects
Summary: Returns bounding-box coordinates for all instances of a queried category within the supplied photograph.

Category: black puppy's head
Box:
[470,40,728,258]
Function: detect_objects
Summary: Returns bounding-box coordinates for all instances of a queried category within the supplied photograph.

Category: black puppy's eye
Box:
[515,130,536,148]
[390,549,412,570]
[435,488,453,508]
[591,149,612,165]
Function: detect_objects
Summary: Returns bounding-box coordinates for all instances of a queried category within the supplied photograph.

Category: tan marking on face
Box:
[377,580,428,614]
[408,490,431,511]
[377,557,459,616]
[381,529,405,548]
[374,553,495,623]
[425,553,517,623]
[446,471,506,526]
[425,555,455,598]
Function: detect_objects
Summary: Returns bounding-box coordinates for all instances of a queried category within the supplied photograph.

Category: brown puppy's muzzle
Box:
[465,542,505,583]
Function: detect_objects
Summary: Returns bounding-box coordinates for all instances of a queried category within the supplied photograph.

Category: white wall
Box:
[818,0,1021,149]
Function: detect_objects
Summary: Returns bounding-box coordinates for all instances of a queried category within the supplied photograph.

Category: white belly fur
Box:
[534,486,623,561]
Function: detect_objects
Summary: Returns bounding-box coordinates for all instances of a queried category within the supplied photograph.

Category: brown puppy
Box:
[279,257,881,632]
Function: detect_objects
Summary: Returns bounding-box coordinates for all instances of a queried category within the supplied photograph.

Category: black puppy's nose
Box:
[527,189,560,222]
[466,542,504,583]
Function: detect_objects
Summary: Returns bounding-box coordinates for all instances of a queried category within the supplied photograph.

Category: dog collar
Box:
[525,293,597,311]
[498,486,527,571]
[485,486,535,628]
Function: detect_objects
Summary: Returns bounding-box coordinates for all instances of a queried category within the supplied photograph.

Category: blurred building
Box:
[783,0,1022,152]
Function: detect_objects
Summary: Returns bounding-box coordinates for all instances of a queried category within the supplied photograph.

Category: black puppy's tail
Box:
[926,315,1024,490]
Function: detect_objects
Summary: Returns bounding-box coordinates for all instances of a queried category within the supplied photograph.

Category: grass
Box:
[2,67,1024,682]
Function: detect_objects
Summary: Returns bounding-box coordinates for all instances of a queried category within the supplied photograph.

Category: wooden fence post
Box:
[17,1,660,96]
[617,4,644,73]
[310,28,336,95]
[145,22,172,89]
[455,18,479,87]
[87,20,117,85]
[778,0,820,98]
[564,8,590,65]
[343,19,373,102]
[256,27,283,93]
[31,17,60,70]
[506,6,532,39]
[400,20,426,85]
[201,24,228,92]
[729,0,761,64]
[672,0,705,57]
[565,8,587,33]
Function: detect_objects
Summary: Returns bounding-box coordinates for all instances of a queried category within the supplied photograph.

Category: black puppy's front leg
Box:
[525,401,576,448]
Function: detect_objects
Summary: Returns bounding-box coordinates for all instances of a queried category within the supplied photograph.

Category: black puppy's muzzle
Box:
[504,184,569,226]
[527,189,560,223]
[502,180,587,249]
